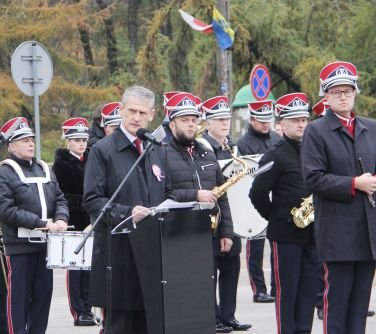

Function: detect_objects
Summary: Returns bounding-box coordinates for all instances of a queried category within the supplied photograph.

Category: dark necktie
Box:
[134,138,142,155]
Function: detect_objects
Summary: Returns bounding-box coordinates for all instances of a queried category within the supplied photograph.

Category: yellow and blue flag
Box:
[212,7,235,49]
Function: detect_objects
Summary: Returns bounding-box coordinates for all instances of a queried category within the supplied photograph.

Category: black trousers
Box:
[214,254,241,323]
[0,253,8,334]
[6,253,53,334]
[272,241,320,334]
[246,238,275,296]
[66,270,91,320]
[322,260,375,334]
[101,309,148,334]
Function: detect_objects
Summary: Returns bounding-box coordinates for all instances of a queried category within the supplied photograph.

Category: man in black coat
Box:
[301,61,376,334]
[164,92,235,333]
[237,100,280,303]
[0,117,69,334]
[83,86,167,334]
[250,93,320,334]
[199,96,252,332]
[53,117,96,326]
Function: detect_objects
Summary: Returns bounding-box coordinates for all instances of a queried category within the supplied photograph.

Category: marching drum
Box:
[46,232,93,270]
[220,154,268,240]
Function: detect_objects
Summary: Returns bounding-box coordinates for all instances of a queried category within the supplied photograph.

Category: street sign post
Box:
[250,64,272,101]
[11,41,53,160]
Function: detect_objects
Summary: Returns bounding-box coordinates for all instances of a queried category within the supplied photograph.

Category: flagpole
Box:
[216,0,233,127]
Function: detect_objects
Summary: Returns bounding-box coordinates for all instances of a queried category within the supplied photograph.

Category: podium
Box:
[129,202,215,334]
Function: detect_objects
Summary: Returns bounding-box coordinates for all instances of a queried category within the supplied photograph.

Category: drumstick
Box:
[34,225,75,231]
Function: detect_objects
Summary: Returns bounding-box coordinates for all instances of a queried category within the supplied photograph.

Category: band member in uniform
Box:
[0,117,69,334]
[250,93,320,334]
[301,61,376,334]
[163,92,235,333]
[199,96,252,332]
[237,101,280,303]
[101,102,122,136]
[52,117,96,326]
[83,85,167,334]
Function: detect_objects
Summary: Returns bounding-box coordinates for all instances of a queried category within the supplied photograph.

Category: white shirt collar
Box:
[120,124,137,142]
[120,124,143,149]
[69,151,82,160]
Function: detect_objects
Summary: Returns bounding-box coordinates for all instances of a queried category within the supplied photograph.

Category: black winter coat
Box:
[52,148,90,231]
[0,154,69,255]
[249,136,314,245]
[301,110,376,261]
[83,128,167,310]
[165,136,234,241]
[237,125,281,155]
[201,133,241,256]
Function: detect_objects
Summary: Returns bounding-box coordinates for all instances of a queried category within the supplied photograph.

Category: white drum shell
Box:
[220,155,268,240]
[46,232,93,270]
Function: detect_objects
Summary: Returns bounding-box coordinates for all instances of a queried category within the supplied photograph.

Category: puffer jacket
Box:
[166,136,233,239]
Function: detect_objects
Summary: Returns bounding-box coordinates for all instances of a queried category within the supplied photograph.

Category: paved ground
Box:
[47,241,376,334]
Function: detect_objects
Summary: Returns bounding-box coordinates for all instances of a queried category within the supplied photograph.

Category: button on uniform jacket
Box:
[301,110,376,261]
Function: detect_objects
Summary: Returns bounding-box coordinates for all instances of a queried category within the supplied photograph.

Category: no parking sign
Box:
[250,64,272,101]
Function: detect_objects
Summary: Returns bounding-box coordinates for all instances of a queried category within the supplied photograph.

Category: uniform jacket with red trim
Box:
[301,109,376,261]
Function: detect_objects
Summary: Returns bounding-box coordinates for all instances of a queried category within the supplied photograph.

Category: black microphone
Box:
[136,128,164,146]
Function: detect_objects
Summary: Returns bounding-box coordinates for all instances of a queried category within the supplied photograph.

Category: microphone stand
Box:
[74,141,153,334]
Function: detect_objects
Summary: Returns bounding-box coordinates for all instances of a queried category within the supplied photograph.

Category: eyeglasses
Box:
[328,89,355,98]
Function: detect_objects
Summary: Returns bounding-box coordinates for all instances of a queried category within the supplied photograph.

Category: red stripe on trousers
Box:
[245,240,257,295]
[66,271,78,320]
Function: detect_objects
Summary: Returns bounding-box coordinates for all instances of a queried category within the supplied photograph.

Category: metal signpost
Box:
[217,0,232,100]
[250,64,272,101]
[11,41,53,159]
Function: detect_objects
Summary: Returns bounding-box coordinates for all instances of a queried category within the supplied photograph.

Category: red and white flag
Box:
[179,9,213,34]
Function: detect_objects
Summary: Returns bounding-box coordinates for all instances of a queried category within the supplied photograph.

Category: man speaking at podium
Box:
[83,86,167,334]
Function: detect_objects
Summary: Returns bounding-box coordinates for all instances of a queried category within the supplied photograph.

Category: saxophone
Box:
[211,144,250,229]
[291,194,314,228]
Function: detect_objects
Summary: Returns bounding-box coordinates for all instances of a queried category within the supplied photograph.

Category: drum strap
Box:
[0,159,51,220]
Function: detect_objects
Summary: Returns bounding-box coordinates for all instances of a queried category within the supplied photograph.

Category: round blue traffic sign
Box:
[250,64,272,101]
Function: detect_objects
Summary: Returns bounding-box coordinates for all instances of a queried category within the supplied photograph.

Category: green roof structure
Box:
[232,85,275,108]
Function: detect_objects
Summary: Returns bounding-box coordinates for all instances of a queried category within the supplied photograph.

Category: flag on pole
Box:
[178,9,213,34]
[212,7,235,49]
